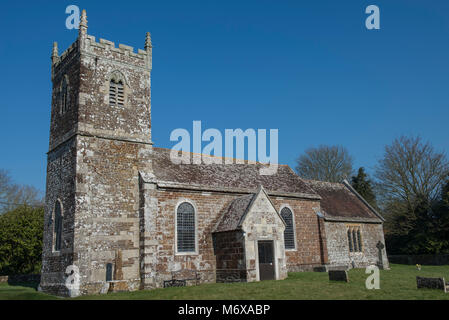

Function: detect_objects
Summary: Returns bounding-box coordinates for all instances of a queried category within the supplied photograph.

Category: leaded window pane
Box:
[348,229,353,252]
[357,229,362,252]
[177,202,195,252]
[352,229,358,252]
[281,207,295,249]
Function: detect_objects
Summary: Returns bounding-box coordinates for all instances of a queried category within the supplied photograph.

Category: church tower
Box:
[41,10,153,296]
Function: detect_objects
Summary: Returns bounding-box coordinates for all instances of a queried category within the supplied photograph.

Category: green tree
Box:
[0,205,44,275]
[351,167,377,208]
[376,136,449,254]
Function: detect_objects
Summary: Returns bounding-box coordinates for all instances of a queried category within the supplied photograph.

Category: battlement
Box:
[52,9,152,72]
[85,35,149,60]
[59,41,79,63]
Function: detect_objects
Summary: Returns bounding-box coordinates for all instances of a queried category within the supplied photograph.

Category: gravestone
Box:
[328,270,349,282]
[416,276,447,293]
[376,241,385,269]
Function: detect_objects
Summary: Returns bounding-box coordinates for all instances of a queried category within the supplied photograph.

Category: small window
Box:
[356,229,362,252]
[60,77,69,114]
[176,202,196,253]
[347,226,362,253]
[106,263,113,282]
[280,207,295,250]
[53,201,63,251]
[347,229,353,252]
[109,80,124,107]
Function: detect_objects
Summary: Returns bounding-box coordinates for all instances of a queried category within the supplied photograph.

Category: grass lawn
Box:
[1,264,448,300]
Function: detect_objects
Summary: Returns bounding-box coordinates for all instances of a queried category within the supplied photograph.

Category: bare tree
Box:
[295,145,354,182]
[375,136,449,211]
[0,170,43,213]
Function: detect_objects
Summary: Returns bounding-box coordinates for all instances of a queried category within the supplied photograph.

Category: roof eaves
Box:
[149,180,320,200]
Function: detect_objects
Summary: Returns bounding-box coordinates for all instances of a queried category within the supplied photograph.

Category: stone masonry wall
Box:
[241,191,288,282]
[41,137,77,296]
[324,221,389,269]
[140,186,326,288]
[140,189,237,288]
[213,231,247,283]
[271,198,328,271]
[42,28,153,296]
[74,136,152,295]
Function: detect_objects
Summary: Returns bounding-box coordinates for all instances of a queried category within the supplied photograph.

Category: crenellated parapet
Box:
[51,9,151,79]
[82,35,152,70]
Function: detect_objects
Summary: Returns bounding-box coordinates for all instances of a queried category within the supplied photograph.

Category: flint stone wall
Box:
[324,221,389,269]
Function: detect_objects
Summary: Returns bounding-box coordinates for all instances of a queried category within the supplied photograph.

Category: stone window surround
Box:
[346,224,363,254]
[107,70,129,108]
[52,199,64,255]
[279,204,297,251]
[174,198,199,256]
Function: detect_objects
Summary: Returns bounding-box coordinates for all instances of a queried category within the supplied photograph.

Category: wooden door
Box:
[258,240,275,280]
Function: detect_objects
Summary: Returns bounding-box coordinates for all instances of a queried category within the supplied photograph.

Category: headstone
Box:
[313,266,328,272]
[376,241,385,269]
[416,276,447,293]
[328,270,349,282]
[100,282,110,294]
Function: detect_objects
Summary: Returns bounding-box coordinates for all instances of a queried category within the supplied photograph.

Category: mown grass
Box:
[1,264,448,300]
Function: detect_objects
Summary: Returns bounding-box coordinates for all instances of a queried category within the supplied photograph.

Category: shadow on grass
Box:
[7,281,39,290]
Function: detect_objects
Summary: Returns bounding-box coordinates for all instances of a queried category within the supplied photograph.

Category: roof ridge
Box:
[302,178,345,187]
[153,146,288,167]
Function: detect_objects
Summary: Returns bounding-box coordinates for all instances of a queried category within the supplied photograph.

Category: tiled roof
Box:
[304,180,383,223]
[148,148,384,223]
[151,147,318,196]
[213,194,255,233]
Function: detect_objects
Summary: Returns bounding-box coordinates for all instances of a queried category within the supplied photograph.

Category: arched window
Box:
[53,201,63,251]
[109,79,124,107]
[280,207,295,250]
[176,202,196,253]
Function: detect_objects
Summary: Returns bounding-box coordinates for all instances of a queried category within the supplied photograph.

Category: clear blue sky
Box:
[1,1,448,194]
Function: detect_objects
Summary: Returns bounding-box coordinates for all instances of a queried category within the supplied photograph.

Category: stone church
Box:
[40,10,389,296]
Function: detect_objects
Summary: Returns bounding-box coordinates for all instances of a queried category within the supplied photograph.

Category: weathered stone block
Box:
[416,276,447,292]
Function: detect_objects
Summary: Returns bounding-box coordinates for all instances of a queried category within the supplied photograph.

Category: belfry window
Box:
[176,202,196,253]
[53,201,63,252]
[280,207,295,250]
[109,79,124,107]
